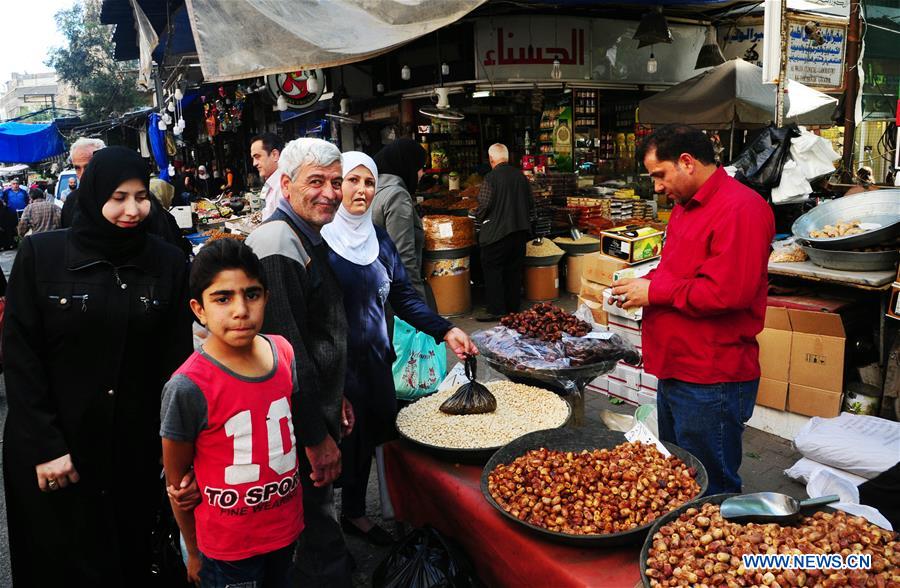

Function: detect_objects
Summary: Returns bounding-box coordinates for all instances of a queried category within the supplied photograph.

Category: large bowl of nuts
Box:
[482,428,707,546]
[395,380,572,464]
[641,494,898,587]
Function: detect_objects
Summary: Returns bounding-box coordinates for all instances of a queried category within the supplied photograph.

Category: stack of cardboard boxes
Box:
[756,306,847,418]
[579,252,660,406]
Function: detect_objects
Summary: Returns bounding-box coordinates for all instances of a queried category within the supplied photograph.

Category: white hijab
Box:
[321,151,380,266]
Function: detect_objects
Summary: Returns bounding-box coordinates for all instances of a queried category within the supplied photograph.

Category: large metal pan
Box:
[639,494,837,588]
[801,245,899,272]
[792,190,900,250]
[481,427,708,547]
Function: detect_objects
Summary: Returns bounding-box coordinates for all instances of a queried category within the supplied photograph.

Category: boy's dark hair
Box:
[250,132,285,155]
[637,124,716,166]
[189,238,267,304]
[28,188,45,200]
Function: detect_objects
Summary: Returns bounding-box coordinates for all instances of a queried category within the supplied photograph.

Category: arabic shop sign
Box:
[266,69,325,111]
[721,17,846,90]
[475,17,707,85]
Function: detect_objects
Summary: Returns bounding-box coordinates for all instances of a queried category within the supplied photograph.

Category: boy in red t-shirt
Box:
[161,239,303,586]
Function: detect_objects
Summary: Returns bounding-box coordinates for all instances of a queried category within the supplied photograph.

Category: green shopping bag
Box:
[392,317,447,401]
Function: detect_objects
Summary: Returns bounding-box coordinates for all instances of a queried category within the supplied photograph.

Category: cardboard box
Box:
[641,372,658,391]
[602,287,643,320]
[889,282,900,321]
[756,377,789,411]
[607,378,639,405]
[608,323,642,350]
[577,295,608,326]
[758,307,792,382]
[581,253,631,286]
[588,375,609,392]
[608,314,642,332]
[787,384,842,418]
[788,310,846,393]
[612,258,660,283]
[610,362,642,390]
[600,226,663,264]
[579,277,607,304]
[635,388,657,406]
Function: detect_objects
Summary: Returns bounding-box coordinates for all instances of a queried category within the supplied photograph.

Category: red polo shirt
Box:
[643,167,775,384]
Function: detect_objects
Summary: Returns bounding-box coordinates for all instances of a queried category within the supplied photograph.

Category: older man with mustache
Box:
[245,138,354,587]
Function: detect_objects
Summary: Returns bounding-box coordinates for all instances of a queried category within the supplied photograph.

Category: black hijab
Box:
[373,138,427,195]
[71,146,151,265]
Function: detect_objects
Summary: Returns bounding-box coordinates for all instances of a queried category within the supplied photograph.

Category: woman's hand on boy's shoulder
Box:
[168,470,202,511]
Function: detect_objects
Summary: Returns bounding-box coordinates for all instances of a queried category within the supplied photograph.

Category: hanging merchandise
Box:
[203,86,246,133]
[202,96,218,137]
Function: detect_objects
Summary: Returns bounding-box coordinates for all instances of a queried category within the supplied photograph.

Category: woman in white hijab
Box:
[323,152,476,544]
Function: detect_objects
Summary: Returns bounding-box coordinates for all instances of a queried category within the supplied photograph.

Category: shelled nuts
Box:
[487,441,700,536]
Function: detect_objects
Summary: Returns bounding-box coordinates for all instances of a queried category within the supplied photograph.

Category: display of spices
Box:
[645,503,898,587]
[420,196,478,211]
[553,235,600,245]
[526,239,564,258]
[428,258,469,277]
[423,215,475,250]
[203,230,246,242]
[487,442,700,536]
[500,303,590,341]
[396,381,569,449]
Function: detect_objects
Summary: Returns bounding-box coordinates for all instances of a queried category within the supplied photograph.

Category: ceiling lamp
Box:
[401,65,411,81]
[551,59,562,80]
[634,7,673,48]
[376,81,385,93]
[441,63,450,76]
[276,95,288,111]
[174,88,184,101]
[695,26,726,69]
[647,50,658,74]
[306,72,320,94]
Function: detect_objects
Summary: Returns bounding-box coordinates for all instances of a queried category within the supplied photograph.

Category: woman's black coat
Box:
[2,228,192,586]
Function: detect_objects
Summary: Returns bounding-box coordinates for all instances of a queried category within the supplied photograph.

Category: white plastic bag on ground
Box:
[807,469,893,531]
[793,413,900,479]
[785,456,868,486]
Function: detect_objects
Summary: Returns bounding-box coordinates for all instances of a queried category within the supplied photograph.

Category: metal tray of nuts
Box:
[639,493,838,588]
[480,427,708,547]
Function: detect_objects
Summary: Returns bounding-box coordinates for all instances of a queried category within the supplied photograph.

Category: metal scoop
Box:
[721,492,840,524]
[567,213,583,241]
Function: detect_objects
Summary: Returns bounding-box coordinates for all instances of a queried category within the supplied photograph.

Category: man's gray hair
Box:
[489,143,509,162]
[70,137,106,157]
[278,138,341,181]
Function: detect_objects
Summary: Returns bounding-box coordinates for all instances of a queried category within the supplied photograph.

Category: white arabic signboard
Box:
[720,17,847,91]
[475,17,706,85]
[787,0,850,19]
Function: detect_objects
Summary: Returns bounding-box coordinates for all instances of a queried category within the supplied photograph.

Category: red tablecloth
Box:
[383,442,643,588]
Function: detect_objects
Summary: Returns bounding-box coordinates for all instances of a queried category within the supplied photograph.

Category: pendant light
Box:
[647,50,658,74]
[174,88,184,101]
[694,26,726,69]
[634,7,673,48]
[157,118,167,131]
[401,65,411,81]
[441,63,450,76]
[306,72,319,94]
[376,82,385,93]
[551,59,562,80]
[276,95,288,111]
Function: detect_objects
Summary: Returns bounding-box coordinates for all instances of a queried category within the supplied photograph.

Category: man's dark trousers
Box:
[481,230,528,316]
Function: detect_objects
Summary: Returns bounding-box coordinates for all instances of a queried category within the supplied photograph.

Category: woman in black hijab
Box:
[3,146,194,586]
[370,139,429,300]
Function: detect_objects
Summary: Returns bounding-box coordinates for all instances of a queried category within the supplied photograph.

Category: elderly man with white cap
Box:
[245,138,354,587]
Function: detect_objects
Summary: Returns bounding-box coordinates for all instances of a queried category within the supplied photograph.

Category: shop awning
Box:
[0,122,68,165]
[0,164,30,176]
[638,59,839,128]
[183,0,487,82]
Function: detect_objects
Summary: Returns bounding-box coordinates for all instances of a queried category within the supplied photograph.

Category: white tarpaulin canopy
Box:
[184,0,487,82]
[639,59,839,128]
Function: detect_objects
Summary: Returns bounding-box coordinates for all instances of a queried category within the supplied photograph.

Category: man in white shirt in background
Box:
[250,132,286,221]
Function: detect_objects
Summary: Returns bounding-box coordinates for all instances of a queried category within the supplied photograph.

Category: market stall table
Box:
[767,260,896,366]
[383,441,643,588]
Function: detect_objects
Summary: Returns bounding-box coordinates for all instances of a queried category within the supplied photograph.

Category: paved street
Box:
[0,254,806,585]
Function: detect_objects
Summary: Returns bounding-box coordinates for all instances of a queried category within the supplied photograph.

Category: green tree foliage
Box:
[46,0,146,122]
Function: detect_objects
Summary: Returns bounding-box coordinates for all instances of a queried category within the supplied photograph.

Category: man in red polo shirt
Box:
[612,125,774,494]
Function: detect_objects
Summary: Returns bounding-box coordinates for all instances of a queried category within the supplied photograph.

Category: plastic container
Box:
[566,254,587,294]
[524,264,559,301]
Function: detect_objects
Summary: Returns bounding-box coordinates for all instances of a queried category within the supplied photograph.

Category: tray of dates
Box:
[641,493,898,587]
[474,304,641,389]
[482,428,707,546]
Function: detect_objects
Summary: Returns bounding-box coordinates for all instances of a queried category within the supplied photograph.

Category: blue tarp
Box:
[0,121,67,164]
[147,113,170,182]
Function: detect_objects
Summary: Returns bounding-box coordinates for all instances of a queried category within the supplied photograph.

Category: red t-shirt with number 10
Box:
[160,334,303,561]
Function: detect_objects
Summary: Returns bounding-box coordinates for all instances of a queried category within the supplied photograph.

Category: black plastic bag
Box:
[439,355,496,415]
[373,526,482,588]
[731,123,800,194]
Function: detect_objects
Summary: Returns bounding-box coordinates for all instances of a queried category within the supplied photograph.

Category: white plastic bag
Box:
[772,159,812,204]
[793,413,900,479]
[790,127,840,180]
[807,469,893,531]
[784,457,868,486]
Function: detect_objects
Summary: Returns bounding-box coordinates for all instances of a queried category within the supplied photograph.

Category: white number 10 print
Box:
[224,398,297,485]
